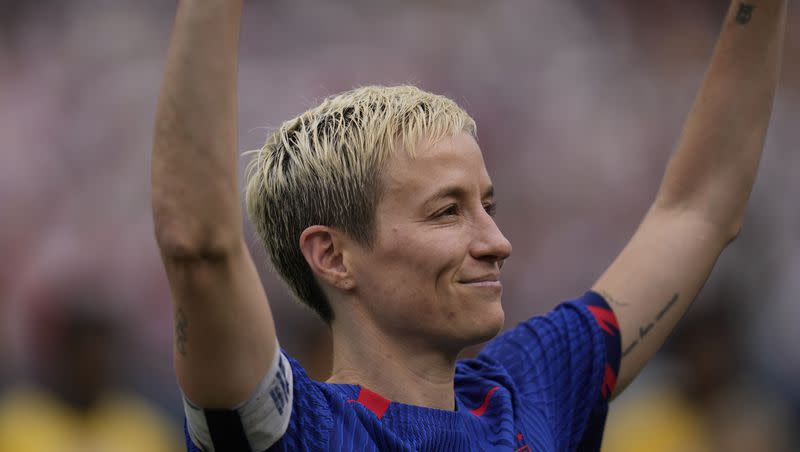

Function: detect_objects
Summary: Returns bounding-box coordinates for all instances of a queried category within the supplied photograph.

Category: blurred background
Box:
[1,0,799,450]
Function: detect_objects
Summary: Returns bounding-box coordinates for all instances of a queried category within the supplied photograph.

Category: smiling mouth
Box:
[461,281,502,291]
[459,276,502,288]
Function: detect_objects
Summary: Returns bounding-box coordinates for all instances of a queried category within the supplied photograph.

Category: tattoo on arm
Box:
[736,3,755,25]
[622,340,639,358]
[656,294,679,321]
[176,307,188,357]
[620,293,680,359]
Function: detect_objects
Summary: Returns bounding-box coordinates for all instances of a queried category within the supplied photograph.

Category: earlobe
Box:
[299,226,353,290]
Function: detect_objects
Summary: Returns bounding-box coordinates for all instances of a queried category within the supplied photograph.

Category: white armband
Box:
[183,349,294,451]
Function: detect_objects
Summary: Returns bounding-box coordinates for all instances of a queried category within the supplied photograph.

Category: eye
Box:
[484,202,497,217]
[435,204,460,218]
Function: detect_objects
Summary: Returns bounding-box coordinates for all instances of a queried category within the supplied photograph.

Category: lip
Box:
[459,275,502,288]
[460,280,502,288]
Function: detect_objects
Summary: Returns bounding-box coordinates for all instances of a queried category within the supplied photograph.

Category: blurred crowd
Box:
[2,1,800,450]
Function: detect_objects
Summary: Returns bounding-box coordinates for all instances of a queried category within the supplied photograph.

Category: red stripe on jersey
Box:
[356,388,391,420]
[586,305,619,336]
[470,386,500,417]
[601,364,618,399]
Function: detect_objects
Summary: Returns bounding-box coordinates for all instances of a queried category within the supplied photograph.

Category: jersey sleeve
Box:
[183,348,332,452]
[479,291,621,451]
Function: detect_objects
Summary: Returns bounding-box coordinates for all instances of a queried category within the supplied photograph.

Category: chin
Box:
[470,302,505,344]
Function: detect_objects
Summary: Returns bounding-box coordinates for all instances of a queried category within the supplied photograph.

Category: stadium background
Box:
[1,0,799,450]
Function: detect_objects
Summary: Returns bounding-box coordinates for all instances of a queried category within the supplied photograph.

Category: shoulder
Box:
[475,292,620,401]
[484,292,615,358]
[184,349,338,451]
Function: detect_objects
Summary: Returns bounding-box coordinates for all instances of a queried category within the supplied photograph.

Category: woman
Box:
[151,1,787,450]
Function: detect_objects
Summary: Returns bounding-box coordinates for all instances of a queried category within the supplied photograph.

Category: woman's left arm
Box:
[593,0,788,398]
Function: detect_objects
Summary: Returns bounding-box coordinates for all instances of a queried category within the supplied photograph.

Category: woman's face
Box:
[347,132,512,352]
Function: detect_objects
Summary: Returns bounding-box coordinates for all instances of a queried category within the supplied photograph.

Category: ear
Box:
[299,225,355,291]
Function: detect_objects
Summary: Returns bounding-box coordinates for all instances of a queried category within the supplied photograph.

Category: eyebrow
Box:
[424,184,495,205]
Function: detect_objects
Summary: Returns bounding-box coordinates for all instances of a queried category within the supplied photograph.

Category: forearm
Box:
[152,0,244,256]
[656,1,787,235]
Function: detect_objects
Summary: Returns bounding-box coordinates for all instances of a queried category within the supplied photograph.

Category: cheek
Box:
[355,231,445,304]
[373,233,470,323]
[380,227,463,282]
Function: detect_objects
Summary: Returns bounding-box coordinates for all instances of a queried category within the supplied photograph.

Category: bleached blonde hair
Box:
[245,85,476,323]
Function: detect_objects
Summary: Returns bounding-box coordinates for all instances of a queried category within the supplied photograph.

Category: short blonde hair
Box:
[245,85,476,323]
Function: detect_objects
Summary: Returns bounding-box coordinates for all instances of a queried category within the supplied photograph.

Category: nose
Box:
[470,210,512,265]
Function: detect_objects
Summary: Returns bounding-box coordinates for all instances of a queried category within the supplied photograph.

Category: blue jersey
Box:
[185,291,621,451]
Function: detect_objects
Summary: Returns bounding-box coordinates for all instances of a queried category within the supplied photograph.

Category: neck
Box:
[327,307,459,411]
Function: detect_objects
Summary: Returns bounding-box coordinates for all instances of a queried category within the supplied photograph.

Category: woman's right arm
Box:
[152,0,278,410]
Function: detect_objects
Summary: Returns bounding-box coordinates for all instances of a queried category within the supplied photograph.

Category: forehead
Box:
[382,132,492,204]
